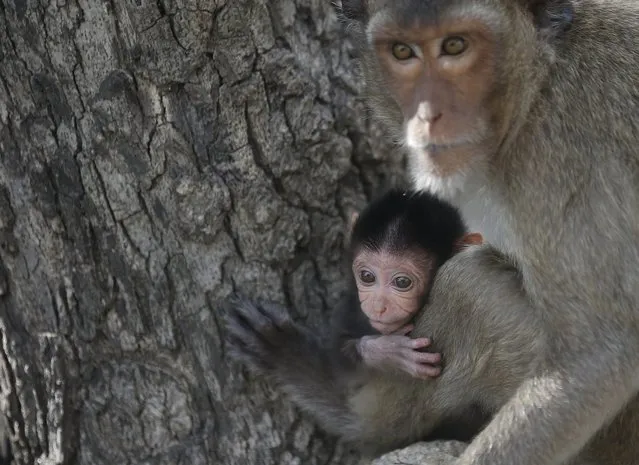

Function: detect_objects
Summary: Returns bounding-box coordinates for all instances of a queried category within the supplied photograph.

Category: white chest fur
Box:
[454,186,513,254]
[410,161,515,256]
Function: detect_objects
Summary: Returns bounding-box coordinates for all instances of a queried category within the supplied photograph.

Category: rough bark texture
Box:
[372,441,467,465]
[0,0,407,464]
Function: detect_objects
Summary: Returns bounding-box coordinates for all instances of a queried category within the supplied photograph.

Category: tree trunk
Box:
[0,0,406,463]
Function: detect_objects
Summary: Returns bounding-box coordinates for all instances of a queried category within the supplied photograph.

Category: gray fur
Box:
[223,246,534,457]
[341,0,639,463]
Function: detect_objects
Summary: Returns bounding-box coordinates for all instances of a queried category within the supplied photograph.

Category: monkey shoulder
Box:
[433,244,521,298]
[414,244,539,368]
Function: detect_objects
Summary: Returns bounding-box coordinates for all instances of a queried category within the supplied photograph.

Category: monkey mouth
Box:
[413,141,469,155]
[405,130,486,154]
[370,319,409,334]
[426,144,456,155]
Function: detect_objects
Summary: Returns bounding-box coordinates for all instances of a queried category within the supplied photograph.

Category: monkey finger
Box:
[413,364,442,379]
[412,350,442,365]
[225,332,255,360]
[225,329,261,359]
[221,311,248,341]
[408,337,432,349]
[226,299,311,356]
[248,300,304,343]
[259,301,293,327]
[258,301,311,339]
[226,333,272,373]
[222,300,274,347]
[402,360,442,379]
[223,309,272,351]
[230,298,283,340]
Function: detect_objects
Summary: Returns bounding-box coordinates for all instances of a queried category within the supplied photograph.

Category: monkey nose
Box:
[429,113,442,125]
[416,103,442,124]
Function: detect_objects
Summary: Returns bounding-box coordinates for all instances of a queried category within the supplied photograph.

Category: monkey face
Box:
[352,249,433,334]
[376,30,496,171]
[344,0,540,192]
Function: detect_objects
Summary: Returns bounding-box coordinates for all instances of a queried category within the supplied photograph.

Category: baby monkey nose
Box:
[376,303,387,316]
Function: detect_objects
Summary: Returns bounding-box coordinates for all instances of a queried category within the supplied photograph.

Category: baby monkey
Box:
[335,189,483,379]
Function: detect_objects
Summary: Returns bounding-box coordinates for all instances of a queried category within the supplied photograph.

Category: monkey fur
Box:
[226,244,639,463]
[337,0,639,464]
[225,246,529,458]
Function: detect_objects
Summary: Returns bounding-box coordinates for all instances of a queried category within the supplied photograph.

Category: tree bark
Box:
[0,0,407,464]
[373,441,467,465]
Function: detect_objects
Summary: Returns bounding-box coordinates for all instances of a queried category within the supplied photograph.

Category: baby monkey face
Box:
[352,248,433,334]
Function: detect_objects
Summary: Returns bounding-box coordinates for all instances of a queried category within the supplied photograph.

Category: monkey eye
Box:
[393,276,413,290]
[441,36,468,56]
[359,270,376,284]
[391,42,415,61]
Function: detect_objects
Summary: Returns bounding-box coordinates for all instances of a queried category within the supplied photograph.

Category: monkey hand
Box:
[358,325,442,379]
[223,295,313,375]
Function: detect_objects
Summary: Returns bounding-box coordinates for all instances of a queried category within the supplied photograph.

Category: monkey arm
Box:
[419,247,639,465]
[224,297,364,440]
[328,292,370,366]
[455,352,638,465]
[455,299,639,465]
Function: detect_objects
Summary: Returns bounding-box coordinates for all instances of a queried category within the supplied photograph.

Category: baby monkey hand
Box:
[357,325,442,379]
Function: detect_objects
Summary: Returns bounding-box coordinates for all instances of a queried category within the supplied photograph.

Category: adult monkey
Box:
[338,0,639,465]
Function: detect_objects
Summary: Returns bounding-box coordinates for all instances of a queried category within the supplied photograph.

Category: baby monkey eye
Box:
[359,270,376,284]
[393,276,413,290]
[441,36,468,56]
[391,42,415,60]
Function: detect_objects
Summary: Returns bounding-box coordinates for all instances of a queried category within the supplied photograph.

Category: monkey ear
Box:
[344,211,360,248]
[337,0,367,21]
[525,0,574,38]
[347,212,360,236]
[349,211,360,228]
[454,232,484,252]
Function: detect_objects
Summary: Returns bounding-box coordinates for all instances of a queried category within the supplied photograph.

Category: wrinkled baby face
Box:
[353,248,433,334]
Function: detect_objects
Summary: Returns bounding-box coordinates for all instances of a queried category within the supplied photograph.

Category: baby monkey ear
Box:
[337,0,368,21]
[344,211,360,249]
[454,232,484,252]
[349,211,360,231]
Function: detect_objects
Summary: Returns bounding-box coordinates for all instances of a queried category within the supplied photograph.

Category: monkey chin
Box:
[370,319,409,335]
[407,142,490,201]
